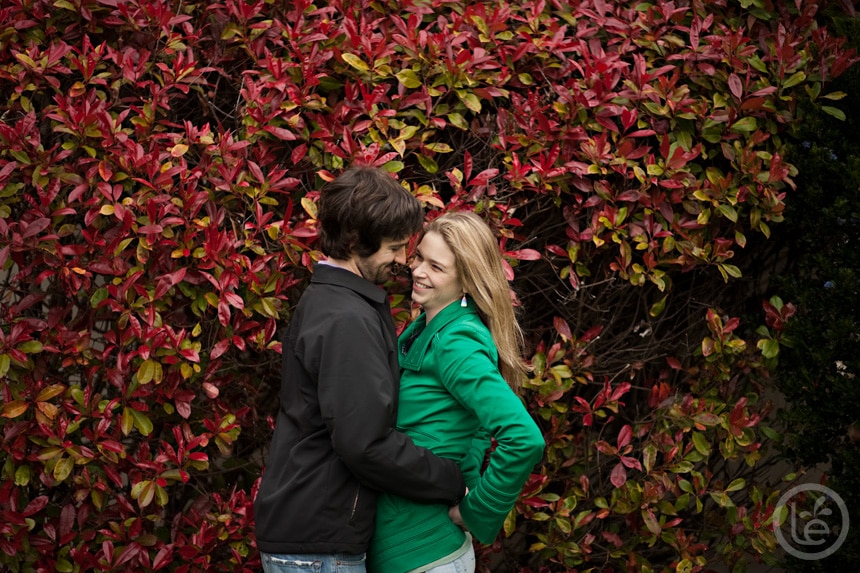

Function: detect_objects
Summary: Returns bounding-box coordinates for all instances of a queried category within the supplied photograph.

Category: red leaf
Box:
[99,440,125,454]
[211,339,230,359]
[223,292,244,309]
[546,244,567,257]
[610,462,627,488]
[468,168,499,187]
[155,268,187,299]
[580,325,603,342]
[617,424,633,448]
[553,316,572,341]
[153,545,174,570]
[176,400,192,419]
[22,496,49,517]
[620,455,642,470]
[506,248,541,261]
[728,73,743,99]
[263,126,297,140]
[22,217,51,239]
[602,530,623,548]
[218,299,231,326]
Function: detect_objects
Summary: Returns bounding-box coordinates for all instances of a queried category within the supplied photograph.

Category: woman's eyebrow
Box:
[416,249,450,269]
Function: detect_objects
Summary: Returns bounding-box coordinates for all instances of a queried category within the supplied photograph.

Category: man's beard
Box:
[356,259,392,285]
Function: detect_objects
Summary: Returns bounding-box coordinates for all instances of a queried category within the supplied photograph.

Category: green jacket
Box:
[367,299,545,572]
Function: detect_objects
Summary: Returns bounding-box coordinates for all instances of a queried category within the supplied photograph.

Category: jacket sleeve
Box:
[438,325,545,544]
[310,309,465,504]
[459,432,491,489]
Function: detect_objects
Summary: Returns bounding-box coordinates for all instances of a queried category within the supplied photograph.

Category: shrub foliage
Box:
[0,0,856,571]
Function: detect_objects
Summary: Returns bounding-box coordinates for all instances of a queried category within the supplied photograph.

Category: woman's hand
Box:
[448,504,465,527]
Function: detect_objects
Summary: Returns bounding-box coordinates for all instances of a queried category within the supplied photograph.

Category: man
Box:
[254,166,466,572]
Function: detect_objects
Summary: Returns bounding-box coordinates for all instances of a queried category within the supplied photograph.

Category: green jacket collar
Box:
[400,298,480,371]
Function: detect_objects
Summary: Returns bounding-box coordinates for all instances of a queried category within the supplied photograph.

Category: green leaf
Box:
[709,490,734,508]
[382,160,404,173]
[0,354,9,378]
[726,478,746,492]
[447,112,468,130]
[258,297,279,319]
[395,69,422,88]
[730,116,757,133]
[719,264,742,279]
[130,408,154,436]
[821,106,846,121]
[692,431,711,456]
[90,287,109,308]
[760,338,780,358]
[649,295,667,318]
[717,204,738,222]
[643,444,657,473]
[417,154,438,173]
[782,71,806,89]
[18,340,43,354]
[137,359,162,385]
[748,55,768,73]
[121,407,134,436]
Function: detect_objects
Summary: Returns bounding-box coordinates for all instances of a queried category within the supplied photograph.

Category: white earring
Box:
[460,294,468,307]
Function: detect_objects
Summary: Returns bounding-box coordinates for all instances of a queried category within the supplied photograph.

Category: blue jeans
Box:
[261,552,366,573]
[423,543,475,573]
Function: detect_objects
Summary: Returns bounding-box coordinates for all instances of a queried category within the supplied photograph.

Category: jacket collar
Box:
[311,263,387,304]
[400,298,480,371]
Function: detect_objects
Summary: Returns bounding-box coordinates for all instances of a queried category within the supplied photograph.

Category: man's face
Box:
[355,237,410,285]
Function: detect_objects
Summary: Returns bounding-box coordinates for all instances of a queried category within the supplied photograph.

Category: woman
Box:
[367,211,545,573]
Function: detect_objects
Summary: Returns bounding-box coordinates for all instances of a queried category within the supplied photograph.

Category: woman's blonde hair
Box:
[422,211,529,389]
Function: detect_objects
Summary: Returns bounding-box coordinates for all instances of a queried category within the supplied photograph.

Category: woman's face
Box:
[409,231,463,323]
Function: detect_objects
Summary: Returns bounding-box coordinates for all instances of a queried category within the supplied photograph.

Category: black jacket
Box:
[254,264,465,555]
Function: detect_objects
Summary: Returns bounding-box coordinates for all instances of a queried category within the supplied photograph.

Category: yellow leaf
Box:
[301,197,318,219]
[170,143,189,157]
[137,359,158,385]
[121,407,134,436]
[14,465,31,486]
[458,91,482,113]
[15,53,37,69]
[341,53,369,72]
[53,457,74,482]
[2,400,28,419]
[0,353,10,378]
[36,401,59,421]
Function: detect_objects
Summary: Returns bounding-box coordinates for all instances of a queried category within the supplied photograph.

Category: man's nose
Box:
[394,247,408,265]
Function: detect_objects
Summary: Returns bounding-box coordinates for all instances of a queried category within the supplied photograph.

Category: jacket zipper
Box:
[349,486,360,522]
